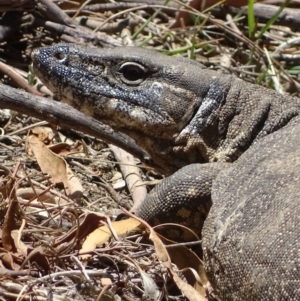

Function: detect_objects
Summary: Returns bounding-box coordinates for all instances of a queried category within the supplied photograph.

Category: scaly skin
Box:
[32,44,300,174]
[32,44,300,300]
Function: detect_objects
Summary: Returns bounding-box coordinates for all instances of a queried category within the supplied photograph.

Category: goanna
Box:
[32,44,300,301]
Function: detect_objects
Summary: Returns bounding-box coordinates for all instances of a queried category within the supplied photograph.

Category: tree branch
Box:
[0,83,149,161]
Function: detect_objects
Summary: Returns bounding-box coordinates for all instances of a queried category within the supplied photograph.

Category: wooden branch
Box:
[0,83,149,161]
[251,3,300,28]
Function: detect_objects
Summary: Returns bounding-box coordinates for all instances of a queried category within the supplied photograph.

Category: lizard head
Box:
[32,44,217,172]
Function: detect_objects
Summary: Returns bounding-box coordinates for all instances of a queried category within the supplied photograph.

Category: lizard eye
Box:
[118,62,146,85]
[54,52,67,61]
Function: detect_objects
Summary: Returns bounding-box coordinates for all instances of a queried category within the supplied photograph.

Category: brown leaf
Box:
[16,187,60,205]
[124,210,208,301]
[31,126,55,143]
[0,167,14,199]
[53,212,108,247]
[11,229,28,256]
[48,141,82,156]
[167,243,208,295]
[2,194,18,252]
[0,249,15,270]
[26,135,83,199]
[101,278,112,286]
[10,227,49,271]
[80,218,142,260]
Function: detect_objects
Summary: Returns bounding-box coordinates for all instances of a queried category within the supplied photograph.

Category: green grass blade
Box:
[247,0,255,39]
[132,0,170,40]
[257,0,291,39]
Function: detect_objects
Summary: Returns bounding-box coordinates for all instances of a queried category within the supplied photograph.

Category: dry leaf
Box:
[53,212,108,247]
[2,198,18,252]
[167,243,207,294]
[101,278,112,286]
[11,230,27,256]
[140,271,160,300]
[11,223,50,273]
[16,187,60,205]
[125,211,208,301]
[27,135,83,199]
[0,167,14,199]
[48,141,82,156]
[31,126,55,142]
[0,249,16,270]
[80,218,142,260]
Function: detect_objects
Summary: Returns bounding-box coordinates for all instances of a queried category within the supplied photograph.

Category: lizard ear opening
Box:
[117,62,147,85]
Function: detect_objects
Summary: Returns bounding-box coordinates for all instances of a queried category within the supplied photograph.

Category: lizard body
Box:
[32,44,300,300]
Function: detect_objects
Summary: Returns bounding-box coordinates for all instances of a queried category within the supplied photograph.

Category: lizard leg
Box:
[136,162,230,241]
